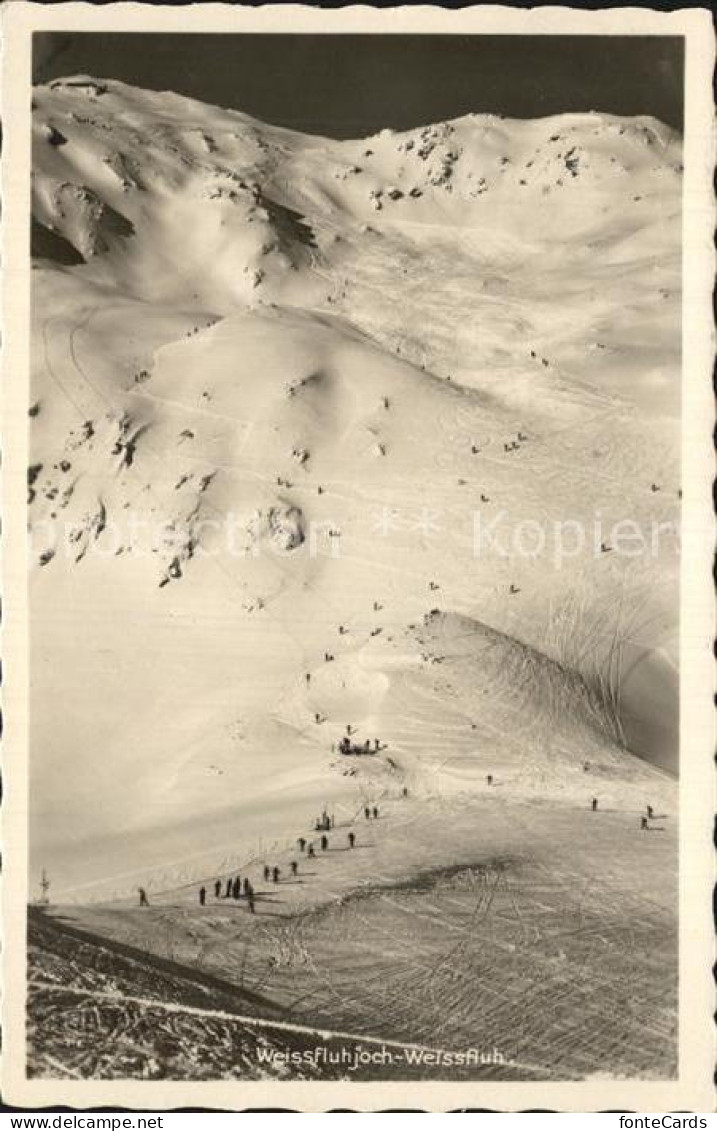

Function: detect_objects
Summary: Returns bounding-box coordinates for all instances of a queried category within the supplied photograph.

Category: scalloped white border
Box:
[2,2,714,1112]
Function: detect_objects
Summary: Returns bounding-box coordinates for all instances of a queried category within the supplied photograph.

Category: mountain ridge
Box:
[29,76,680,899]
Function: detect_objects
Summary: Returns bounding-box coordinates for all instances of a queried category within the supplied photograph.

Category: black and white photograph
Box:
[1,2,714,1112]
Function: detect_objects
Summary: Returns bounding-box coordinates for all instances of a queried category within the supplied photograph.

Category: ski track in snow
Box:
[29,980,546,1076]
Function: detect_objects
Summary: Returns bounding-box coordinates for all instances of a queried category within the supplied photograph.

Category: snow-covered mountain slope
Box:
[29,78,681,899]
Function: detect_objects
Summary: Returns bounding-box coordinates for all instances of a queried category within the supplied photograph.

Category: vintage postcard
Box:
[1,2,714,1112]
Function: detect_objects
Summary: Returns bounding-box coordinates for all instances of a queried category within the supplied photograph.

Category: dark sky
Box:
[33,33,684,136]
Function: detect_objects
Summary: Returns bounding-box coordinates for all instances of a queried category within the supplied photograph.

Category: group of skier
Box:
[190,799,382,911]
[314,808,334,832]
[136,782,663,912]
[149,801,373,913]
[197,874,256,913]
[338,735,384,756]
[591,797,659,830]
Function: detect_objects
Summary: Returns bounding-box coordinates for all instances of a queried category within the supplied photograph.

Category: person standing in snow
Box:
[225,878,232,898]
[298,836,307,852]
[232,876,241,900]
[263,865,271,882]
[138,887,149,907]
[291,860,298,876]
[591,798,598,812]
[199,886,206,906]
[372,805,379,819]
[348,832,355,848]
[272,865,281,883]
[364,806,371,820]
[248,890,256,914]
[320,834,328,851]
[214,879,222,898]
